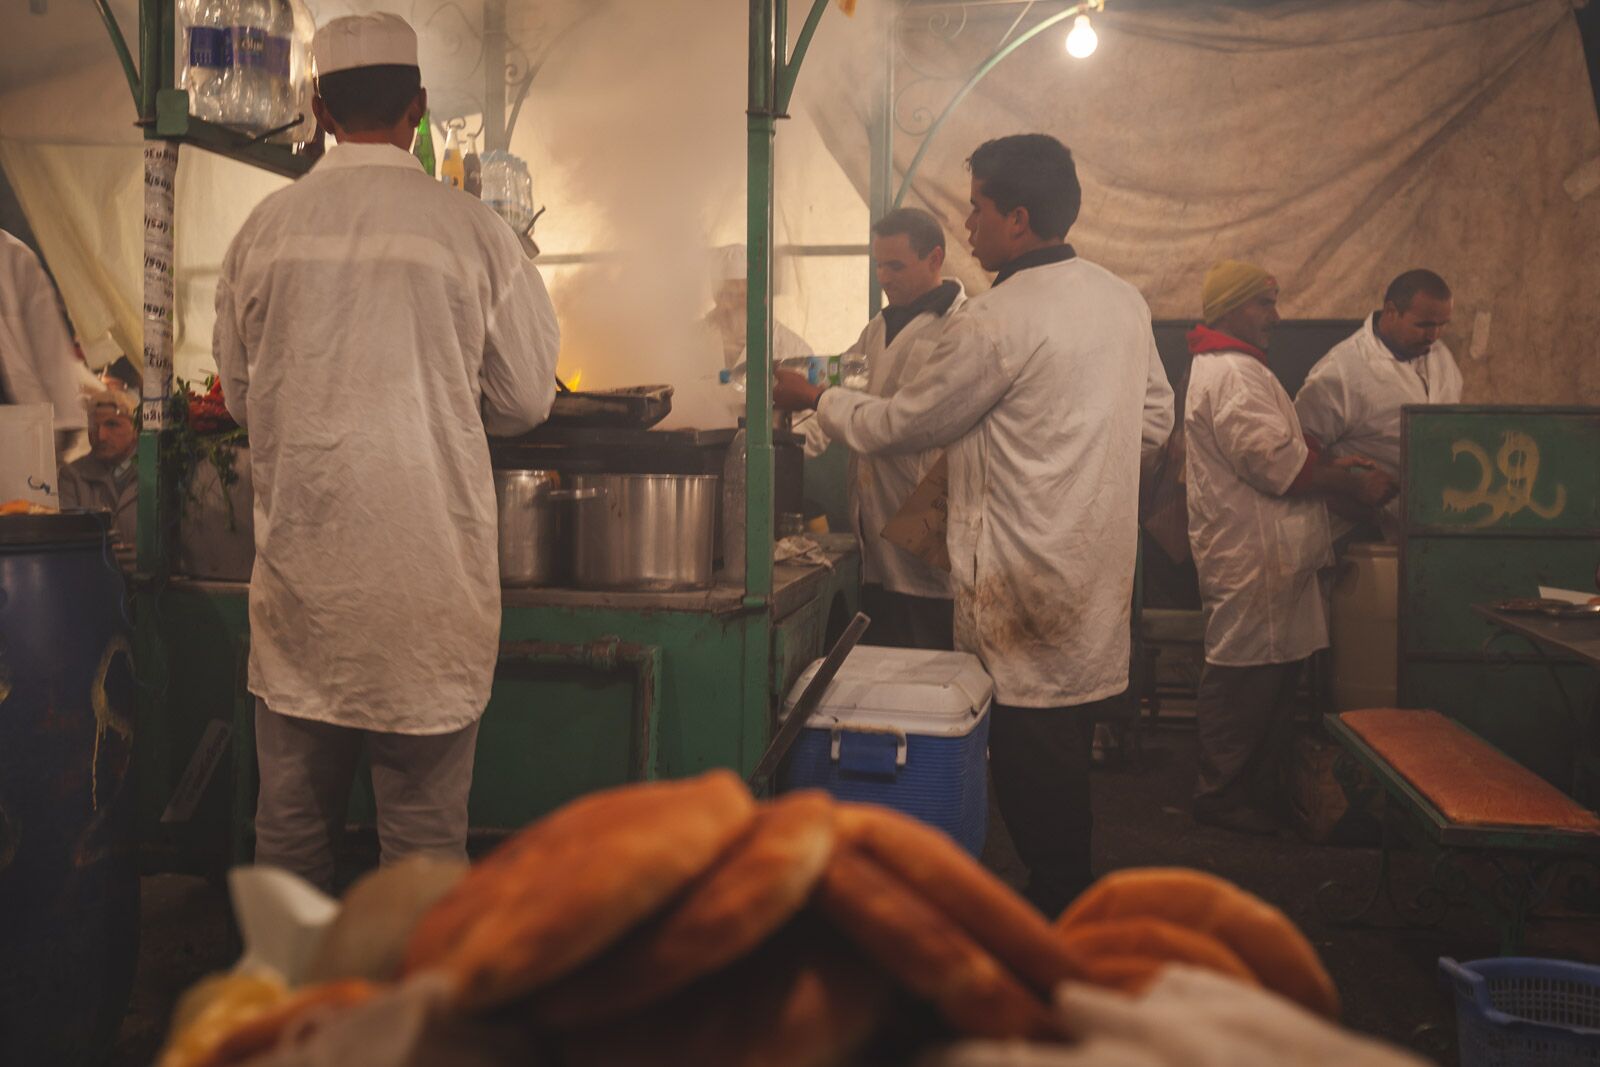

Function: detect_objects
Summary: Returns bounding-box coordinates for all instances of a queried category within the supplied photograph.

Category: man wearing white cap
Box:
[213,12,560,889]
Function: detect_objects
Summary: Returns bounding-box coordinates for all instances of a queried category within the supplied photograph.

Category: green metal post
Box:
[92,0,142,106]
[483,0,508,152]
[138,0,162,124]
[744,0,777,607]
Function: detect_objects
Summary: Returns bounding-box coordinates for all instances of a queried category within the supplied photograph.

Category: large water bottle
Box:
[181,0,232,123]
[265,0,296,132]
[228,0,277,132]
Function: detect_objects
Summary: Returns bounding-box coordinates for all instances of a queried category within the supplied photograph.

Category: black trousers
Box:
[1193,659,1305,812]
[859,583,955,651]
[989,700,1109,919]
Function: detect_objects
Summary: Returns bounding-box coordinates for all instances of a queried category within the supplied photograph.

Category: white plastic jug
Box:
[0,403,58,505]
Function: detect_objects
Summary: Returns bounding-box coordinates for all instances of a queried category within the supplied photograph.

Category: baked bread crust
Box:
[404,769,757,1009]
[534,790,838,1026]
[1058,917,1257,993]
[1058,867,1339,1017]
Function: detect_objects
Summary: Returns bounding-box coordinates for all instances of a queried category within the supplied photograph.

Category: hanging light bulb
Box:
[1065,14,1098,59]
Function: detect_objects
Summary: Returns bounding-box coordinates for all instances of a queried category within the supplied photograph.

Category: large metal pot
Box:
[570,473,720,590]
[493,469,596,587]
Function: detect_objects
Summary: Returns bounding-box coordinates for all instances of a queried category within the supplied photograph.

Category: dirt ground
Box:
[113,722,1600,1065]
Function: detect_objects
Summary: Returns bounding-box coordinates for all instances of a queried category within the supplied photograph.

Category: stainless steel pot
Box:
[570,473,720,590]
[493,469,596,587]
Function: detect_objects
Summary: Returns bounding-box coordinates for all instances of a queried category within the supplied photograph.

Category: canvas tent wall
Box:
[4,0,1598,405]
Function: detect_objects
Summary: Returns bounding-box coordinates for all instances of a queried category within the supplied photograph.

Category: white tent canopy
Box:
[3,0,1598,402]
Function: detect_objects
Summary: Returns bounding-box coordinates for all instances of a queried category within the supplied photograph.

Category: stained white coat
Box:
[1186,352,1332,667]
[213,143,560,734]
[817,257,1168,708]
[1295,315,1462,540]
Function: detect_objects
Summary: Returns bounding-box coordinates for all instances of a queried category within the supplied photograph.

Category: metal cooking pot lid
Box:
[0,510,111,547]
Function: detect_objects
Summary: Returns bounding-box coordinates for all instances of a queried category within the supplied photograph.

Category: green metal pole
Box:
[138,0,162,124]
[892,3,1086,209]
[92,0,142,107]
[744,0,776,607]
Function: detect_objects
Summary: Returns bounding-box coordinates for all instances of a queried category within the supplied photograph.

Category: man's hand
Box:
[773,369,826,412]
[1351,467,1399,509]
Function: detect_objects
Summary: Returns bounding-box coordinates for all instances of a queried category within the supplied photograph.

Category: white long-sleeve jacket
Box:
[214,143,560,734]
[0,230,86,432]
[817,254,1169,708]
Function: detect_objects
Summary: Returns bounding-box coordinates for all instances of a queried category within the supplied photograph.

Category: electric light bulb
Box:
[1066,14,1098,59]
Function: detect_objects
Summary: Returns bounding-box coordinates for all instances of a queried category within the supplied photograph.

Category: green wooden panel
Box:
[1405,407,1600,533]
[1403,538,1600,654]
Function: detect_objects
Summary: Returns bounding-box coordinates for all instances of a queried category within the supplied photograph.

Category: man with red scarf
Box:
[1183,261,1395,835]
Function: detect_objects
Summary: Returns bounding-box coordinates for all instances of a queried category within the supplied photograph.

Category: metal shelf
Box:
[152,90,315,179]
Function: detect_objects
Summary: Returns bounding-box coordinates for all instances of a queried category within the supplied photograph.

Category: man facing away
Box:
[1295,269,1462,542]
[1184,261,1396,835]
[212,13,560,889]
[777,134,1172,914]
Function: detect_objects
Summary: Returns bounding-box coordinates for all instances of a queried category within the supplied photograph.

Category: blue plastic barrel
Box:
[0,513,139,1066]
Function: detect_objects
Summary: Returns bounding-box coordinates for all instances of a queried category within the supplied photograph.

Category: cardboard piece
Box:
[880,453,951,573]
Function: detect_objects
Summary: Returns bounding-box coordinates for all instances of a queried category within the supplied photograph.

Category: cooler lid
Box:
[781,647,994,736]
[0,510,110,547]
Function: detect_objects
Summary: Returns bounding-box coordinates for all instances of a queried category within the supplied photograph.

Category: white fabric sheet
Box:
[213,143,560,734]
[0,229,87,431]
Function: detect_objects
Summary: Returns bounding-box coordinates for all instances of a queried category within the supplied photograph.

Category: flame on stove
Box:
[564,368,583,391]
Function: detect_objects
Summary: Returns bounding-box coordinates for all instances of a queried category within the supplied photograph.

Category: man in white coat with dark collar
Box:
[1295,269,1462,542]
[776,134,1172,915]
[213,13,560,890]
[821,206,964,649]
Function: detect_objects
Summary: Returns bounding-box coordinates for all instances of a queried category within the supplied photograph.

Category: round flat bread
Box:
[561,917,891,1067]
[815,845,1057,1040]
[184,979,377,1067]
[535,790,838,1027]
[833,803,1086,997]
[1059,917,1257,993]
[405,770,757,1010]
[1057,867,1339,1018]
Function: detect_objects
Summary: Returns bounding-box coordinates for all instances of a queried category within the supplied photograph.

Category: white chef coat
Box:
[1186,351,1332,667]
[820,282,965,600]
[1294,314,1462,541]
[0,230,87,432]
[818,254,1169,708]
[213,143,560,735]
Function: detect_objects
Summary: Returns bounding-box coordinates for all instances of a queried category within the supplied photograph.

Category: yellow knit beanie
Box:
[1202,260,1276,325]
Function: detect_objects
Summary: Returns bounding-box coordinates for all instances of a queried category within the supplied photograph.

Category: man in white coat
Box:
[777,134,1173,914]
[1295,269,1462,542]
[1184,261,1395,835]
[0,229,87,458]
[213,13,560,890]
[824,206,963,649]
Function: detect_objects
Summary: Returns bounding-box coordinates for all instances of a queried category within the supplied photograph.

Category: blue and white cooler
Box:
[780,647,993,855]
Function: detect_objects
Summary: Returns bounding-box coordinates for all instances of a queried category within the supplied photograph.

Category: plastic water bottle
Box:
[181,0,232,123]
[264,0,295,131]
[228,0,277,132]
[719,364,746,394]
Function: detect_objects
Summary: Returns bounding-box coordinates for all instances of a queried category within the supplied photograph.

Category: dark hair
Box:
[872,207,945,258]
[315,65,422,131]
[966,134,1081,240]
[1384,269,1451,312]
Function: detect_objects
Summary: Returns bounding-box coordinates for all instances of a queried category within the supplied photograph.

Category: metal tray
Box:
[546,385,673,429]
[1493,597,1600,618]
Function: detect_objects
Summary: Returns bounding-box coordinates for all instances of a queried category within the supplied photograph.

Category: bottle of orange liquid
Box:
[439,119,465,190]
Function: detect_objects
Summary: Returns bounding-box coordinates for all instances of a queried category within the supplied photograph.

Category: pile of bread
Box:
[162,770,1339,1067]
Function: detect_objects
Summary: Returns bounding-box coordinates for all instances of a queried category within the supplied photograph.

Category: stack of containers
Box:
[781,647,994,855]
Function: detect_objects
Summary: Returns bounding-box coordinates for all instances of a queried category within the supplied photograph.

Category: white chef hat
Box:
[312,13,419,77]
[713,244,748,283]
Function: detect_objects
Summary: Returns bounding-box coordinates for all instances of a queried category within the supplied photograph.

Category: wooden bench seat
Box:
[1338,709,1600,834]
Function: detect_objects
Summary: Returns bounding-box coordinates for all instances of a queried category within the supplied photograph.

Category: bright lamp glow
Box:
[1066,14,1098,59]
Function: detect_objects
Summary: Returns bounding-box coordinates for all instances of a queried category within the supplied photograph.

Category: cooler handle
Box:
[831,727,908,775]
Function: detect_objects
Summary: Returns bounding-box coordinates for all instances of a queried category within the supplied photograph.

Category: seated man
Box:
[1184,261,1395,835]
[58,386,138,558]
[1295,269,1462,542]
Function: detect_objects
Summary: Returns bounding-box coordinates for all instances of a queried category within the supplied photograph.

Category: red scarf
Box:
[1186,323,1266,364]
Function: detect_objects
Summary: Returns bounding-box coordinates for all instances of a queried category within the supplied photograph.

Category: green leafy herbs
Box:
[163,376,247,531]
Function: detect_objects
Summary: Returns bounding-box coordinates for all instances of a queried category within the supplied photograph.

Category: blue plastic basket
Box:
[1440,957,1600,1066]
